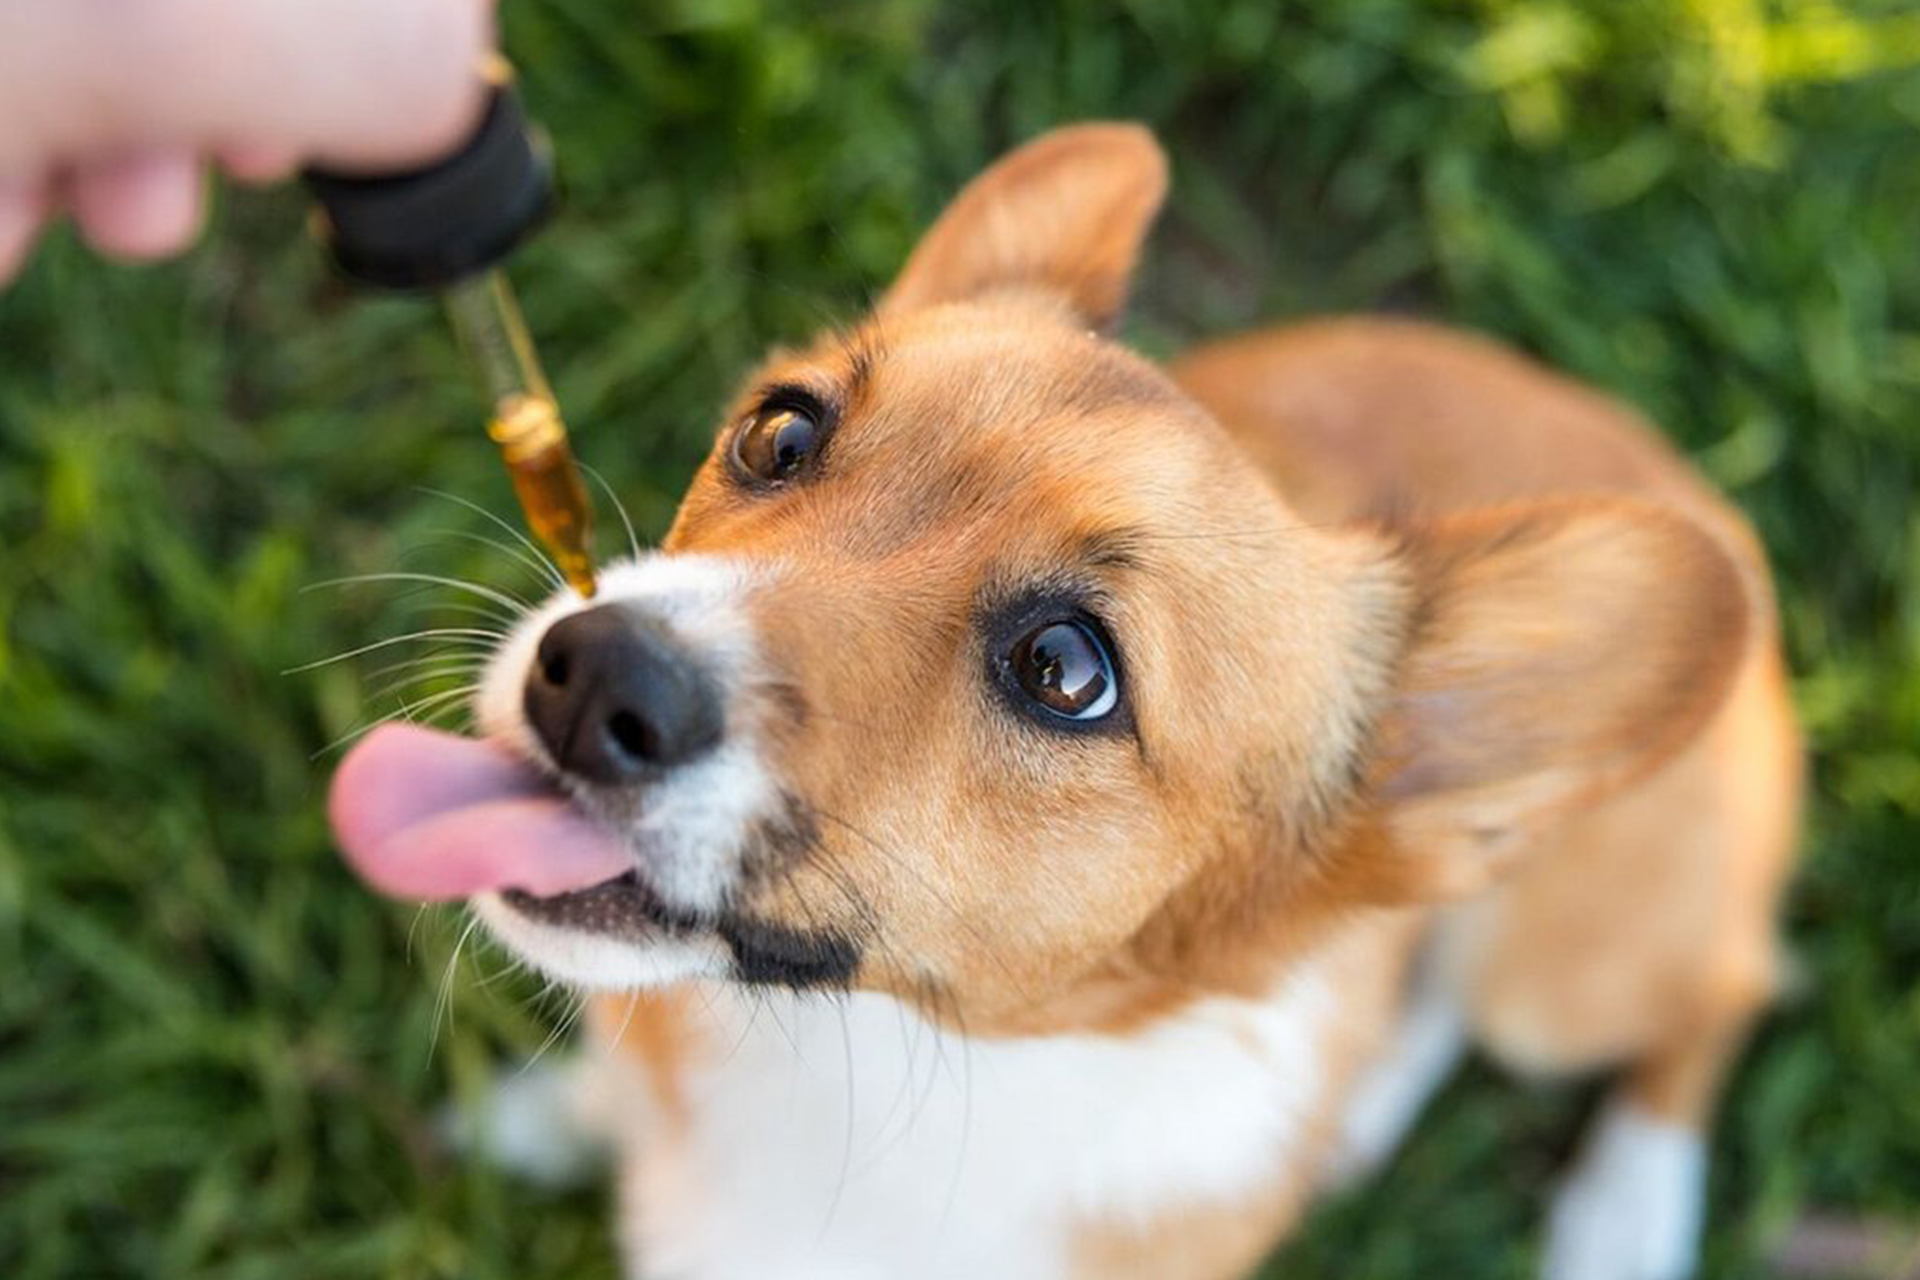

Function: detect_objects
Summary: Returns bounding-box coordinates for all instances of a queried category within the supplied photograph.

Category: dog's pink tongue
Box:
[329,723,631,901]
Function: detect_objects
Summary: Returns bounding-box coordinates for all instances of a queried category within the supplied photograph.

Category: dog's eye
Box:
[733,400,821,484]
[1009,621,1118,721]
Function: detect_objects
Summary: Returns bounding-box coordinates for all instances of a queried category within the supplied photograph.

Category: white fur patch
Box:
[621,736,773,916]
[607,964,1337,1280]
[1541,1101,1705,1280]
[473,554,782,980]
[473,894,731,990]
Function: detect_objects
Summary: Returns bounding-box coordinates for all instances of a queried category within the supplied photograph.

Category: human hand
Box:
[0,0,494,284]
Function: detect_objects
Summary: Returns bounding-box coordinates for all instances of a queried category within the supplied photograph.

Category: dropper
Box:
[444,271,596,597]
[305,65,598,597]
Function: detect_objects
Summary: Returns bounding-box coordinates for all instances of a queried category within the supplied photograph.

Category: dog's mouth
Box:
[331,721,864,988]
[499,868,692,937]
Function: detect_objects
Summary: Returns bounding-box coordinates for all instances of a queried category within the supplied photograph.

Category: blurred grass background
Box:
[2,1,1917,1276]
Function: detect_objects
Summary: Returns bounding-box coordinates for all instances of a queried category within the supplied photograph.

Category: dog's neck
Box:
[589,911,1419,1280]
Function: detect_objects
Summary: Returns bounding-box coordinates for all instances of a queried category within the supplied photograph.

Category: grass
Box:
[2,1,1917,1276]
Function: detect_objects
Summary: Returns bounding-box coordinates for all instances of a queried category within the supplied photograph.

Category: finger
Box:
[67,150,207,261]
[0,0,495,176]
[284,0,497,170]
[0,174,53,284]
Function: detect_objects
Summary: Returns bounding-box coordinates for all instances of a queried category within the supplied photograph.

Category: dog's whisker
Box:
[723,986,775,1070]
[357,653,492,686]
[795,855,942,1176]
[607,987,643,1054]
[358,648,493,679]
[800,852,954,1160]
[857,989,924,1172]
[405,903,433,966]
[304,571,532,615]
[284,628,504,675]
[758,986,806,1062]
[522,988,589,1074]
[413,485,564,583]
[430,911,483,1063]
[310,682,481,760]
[353,673,481,716]
[910,975,954,1141]
[917,974,974,1234]
[362,670,483,709]
[392,600,525,636]
[394,684,480,727]
[430,606,521,633]
[823,991,858,1236]
[375,576,527,629]
[762,875,863,1229]
[413,526,566,592]
[471,947,527,990]
[580,461,644,564]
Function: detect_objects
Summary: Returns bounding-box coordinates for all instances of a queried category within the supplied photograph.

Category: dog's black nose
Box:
[524,604,724,783]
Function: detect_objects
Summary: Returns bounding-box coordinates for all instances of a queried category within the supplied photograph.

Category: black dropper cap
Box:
[305,82,553,290]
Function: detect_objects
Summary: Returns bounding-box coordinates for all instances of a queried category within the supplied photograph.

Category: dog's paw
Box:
[438,1058,610,1188]
[1540,1102,1705,1280]
[1325,991,1466,1187]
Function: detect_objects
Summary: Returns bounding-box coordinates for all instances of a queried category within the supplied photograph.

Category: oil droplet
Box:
[488,393,597,597]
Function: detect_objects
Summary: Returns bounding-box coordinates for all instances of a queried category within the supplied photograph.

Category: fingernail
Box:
[69,149,207,261]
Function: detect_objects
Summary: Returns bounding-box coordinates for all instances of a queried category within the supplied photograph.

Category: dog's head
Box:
[335,125,1748,1033]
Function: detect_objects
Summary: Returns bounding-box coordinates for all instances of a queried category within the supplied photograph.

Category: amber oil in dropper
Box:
[443,270,598,598]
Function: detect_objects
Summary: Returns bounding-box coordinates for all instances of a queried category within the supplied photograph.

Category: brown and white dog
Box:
[330,124,1801,1280]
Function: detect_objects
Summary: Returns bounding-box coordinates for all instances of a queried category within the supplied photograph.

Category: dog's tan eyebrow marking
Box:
[1079,527,1150,572]
[832,325,885,412]
[745,325,883,419]
[845,333,878,398]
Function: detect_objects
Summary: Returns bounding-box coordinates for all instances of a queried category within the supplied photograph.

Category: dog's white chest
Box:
[605,971,1336,1280]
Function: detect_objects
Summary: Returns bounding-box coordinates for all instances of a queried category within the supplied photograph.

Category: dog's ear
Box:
[880,123,1168,328]
[1362,498,1750,902]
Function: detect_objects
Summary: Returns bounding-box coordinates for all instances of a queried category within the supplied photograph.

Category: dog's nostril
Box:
[542,651,571,686]
[606,709,658,762]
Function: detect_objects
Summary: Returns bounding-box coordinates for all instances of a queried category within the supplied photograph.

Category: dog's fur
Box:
[462,125,1800,1280]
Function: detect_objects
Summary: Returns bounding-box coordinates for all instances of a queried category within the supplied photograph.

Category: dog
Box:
[329,123,1801,1280]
